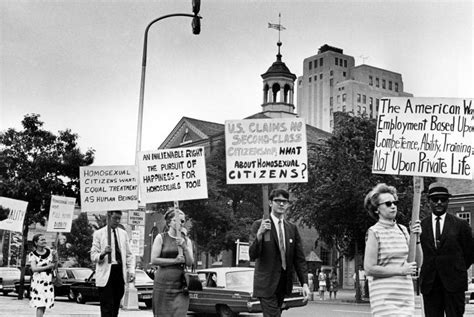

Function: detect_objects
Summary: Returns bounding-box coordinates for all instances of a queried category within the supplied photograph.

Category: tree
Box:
[63,213,94,268]
[289,112,433,300]
[0,113,94,298]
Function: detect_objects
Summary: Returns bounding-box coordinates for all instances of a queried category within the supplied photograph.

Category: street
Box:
[1,292,473,317]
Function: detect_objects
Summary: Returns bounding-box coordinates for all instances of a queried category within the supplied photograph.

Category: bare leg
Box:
[36,307,45,317]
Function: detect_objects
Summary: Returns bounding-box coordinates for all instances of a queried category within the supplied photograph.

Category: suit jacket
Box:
[90,226,135,287]
[419,213,473,294]
[249,218,308,298]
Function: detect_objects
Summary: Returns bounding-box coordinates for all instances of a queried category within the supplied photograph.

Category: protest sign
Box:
[80,165,138,212]
[46,195,76,232]
[130,229,141,256]
[0,197,28,233]
[128,210,145,226]
[138,147,208,203]
[225,118,308,184]
[372,97,473,179]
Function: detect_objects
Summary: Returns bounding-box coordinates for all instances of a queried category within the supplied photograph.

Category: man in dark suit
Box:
[249,188,309,316]
[419,182,473,317]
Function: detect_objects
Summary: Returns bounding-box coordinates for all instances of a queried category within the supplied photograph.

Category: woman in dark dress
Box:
[150,208,194,317]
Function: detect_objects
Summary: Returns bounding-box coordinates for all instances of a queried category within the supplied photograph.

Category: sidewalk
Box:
[0,294,152,317]
[307,288,423,309]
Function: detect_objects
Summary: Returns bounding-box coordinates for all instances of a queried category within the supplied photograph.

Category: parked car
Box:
[57,267,94,300]
[14,267,93,300]
[0,267,21,295]
[466,278,474,304]
[69,269,154,307]
[188,267,307,317]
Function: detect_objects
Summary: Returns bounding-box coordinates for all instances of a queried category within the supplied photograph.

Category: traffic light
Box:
[191,0,201,35]
[192,16,201,35]
[192,0,200,15]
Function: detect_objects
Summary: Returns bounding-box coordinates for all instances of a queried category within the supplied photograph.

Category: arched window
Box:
[272,83,281,102]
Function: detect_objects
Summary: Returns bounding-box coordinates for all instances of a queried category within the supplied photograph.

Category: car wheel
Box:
[68,289,76,301]
[144,299,152,308]
[216,305,237,317]
[76,292,86,304]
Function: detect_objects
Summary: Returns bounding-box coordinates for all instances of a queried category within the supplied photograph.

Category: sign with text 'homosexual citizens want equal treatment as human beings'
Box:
[225,118,308,184]
[137,147,208,203]
[372,97,473,179]
[79,165,139,212]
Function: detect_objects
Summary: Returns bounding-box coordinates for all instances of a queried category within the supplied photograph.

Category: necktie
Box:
[113,229,122,265]
[435,216,441,248]
[278,220,286,270]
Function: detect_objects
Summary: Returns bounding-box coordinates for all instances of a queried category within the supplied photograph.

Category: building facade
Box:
[297,44,413,132]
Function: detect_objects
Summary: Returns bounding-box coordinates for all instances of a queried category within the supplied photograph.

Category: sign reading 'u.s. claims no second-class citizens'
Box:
[372,97,473,179]
[225,118,308,184]
[137,147,208,203]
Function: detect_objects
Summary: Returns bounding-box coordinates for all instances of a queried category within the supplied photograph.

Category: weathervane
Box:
[268,13,286,44]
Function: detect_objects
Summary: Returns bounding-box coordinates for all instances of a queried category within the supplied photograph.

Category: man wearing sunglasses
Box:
[249,188,310,316]
[419,182,473,317]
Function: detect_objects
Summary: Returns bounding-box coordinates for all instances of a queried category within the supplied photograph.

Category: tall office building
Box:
[296,44,413,132]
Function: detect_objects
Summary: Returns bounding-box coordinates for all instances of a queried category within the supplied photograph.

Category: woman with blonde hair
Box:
[151,208,194,316]
[363,183,422,316]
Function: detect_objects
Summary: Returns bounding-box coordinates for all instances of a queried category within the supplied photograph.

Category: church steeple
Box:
[261,20,297,118]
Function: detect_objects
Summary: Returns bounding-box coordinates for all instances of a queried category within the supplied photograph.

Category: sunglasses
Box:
[273,199,290,205]
[430,196,448,203]
[378,200,398,207]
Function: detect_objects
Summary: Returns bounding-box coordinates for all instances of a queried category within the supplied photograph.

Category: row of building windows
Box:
[368,75,399,92]
[335,57,348,67]
[308,57,349,71]
[307,71,347,84]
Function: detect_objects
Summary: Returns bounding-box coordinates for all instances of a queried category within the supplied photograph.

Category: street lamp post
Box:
[135,12,201,156]
[126,5,202,311]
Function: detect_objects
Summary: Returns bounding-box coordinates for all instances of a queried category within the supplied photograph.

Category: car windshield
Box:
[72,269,93,279]
[225,270,253,291]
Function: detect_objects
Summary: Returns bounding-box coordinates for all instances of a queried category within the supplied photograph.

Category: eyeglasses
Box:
[378,200,398,207]
[273,199,289,205]
[430,196,448,203]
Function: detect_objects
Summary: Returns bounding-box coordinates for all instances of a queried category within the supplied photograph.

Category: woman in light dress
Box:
[364,183,422,316]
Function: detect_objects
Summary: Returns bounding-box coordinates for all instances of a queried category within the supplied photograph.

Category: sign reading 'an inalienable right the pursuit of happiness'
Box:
[372,97,473,179]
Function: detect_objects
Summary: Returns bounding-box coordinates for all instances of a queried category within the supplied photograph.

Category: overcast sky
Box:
[1,0,472,166]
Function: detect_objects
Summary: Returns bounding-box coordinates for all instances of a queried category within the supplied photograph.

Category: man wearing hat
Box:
[419,182,473,317]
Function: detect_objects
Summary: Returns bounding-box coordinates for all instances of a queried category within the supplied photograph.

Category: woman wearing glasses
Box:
[363,183,422,316]
[151,208,194,316]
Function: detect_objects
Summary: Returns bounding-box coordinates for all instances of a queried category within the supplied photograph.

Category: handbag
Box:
[183,265,202,293]
[52,269,63,288]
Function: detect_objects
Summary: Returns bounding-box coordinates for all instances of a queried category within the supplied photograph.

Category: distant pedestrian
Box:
[419,182,474,317]
[364,183,422,316]
[329,271,339,299]
[29,234,57,317]
[318,269,326,300]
